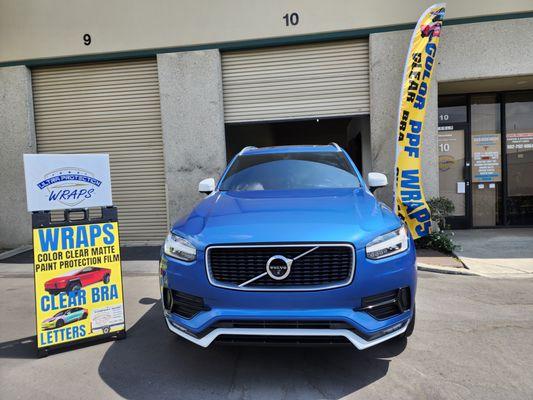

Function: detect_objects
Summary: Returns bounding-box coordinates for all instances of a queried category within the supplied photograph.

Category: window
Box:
[438,95,467,124]
[505,92,533,225]
[220,151,360,191]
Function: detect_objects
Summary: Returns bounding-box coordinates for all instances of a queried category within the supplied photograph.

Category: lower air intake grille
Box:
[360,287,411,320]
[212,320,355,330]
[170,290,210,319]
[215,335,349,345]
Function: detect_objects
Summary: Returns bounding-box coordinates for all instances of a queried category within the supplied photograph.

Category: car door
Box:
[71,308,83,321]
[64,309,74,324]
[80,268,96,286]
[91,268,105,285]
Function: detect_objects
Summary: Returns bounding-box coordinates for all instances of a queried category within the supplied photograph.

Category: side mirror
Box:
[198,178,216,194]
[367,172,388,193]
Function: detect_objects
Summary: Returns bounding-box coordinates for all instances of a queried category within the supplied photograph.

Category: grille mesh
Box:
[207,245,354,289]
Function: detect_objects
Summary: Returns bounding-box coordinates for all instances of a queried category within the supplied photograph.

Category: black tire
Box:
[82,312,88,320]
[115,330,127,340]
[55,319,65,329]
[103,274,110,284]
[103,326,110,334]
[66,281,82,293]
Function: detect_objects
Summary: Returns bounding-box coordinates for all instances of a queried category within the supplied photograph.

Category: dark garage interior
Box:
[225,115,370,173]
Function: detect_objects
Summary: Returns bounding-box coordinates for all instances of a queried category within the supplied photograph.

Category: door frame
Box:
[437,122,472,229]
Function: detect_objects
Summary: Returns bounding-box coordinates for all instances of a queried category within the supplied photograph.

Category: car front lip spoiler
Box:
[165,317,408,350]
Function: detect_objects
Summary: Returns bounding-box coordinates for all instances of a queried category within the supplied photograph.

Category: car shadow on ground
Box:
[98,300,407,400]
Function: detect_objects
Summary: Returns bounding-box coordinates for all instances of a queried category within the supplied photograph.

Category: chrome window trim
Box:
[205,243,356,292]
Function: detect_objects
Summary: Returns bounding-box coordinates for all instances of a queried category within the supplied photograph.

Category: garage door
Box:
[222,39,369,123]
[32,59,168,243]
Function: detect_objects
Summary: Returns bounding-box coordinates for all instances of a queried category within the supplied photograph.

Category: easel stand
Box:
[32,206,127,358]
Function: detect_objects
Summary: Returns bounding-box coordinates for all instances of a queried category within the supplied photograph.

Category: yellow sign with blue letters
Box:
[394,3,446,239]
[33,221,125,351]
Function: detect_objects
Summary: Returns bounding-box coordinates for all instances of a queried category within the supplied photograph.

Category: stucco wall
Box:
[0,66,36,248]
[4,1,532,64]
[157,50,227,226]
[369,17,533,206]
[437,18,533,82]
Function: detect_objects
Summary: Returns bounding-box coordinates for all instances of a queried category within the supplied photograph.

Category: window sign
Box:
[472,133,502,183]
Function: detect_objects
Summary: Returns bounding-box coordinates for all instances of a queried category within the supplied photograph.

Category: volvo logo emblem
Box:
[266,255,293,281]
[238,246,319,288]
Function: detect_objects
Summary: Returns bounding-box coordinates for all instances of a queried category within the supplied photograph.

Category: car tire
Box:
[103,326,110,334]
[82,312,88,320]
[67,281,82,293]
[56,319,65,329]
[103,274,110,284]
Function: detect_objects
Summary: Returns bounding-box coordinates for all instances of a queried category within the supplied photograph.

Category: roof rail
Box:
[239,146,257,155]
[329,142,342,152]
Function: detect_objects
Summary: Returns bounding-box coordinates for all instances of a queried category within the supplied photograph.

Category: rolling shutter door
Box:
[32,59,168,243]
[222,39,369,123]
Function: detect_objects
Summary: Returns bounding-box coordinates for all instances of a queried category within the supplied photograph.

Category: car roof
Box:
[239,144,342,156]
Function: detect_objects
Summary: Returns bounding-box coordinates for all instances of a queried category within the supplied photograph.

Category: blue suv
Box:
[160,144,416,349]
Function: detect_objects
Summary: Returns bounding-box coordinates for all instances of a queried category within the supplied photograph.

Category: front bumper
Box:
[41,320,57,330]
[165,315,409,349]
[161,242,416,349]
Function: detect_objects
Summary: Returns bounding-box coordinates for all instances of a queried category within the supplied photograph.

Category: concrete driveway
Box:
[1,262,533,399]
[453,228,533,277]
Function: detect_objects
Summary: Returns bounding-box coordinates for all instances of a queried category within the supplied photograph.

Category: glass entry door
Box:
[470,94,503,227]
[439,91,533,228]
[438,124,470,228]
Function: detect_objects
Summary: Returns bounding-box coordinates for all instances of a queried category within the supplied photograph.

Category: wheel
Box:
[66,281,82,293]
[103,326,110,334]
[115,330,127,340]
[82,312,88,320]
[55,319,65,329]
[103,274,110,284]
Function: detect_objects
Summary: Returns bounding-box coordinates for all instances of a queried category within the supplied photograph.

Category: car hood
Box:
[172,188,401,249]
[43,316,58,323]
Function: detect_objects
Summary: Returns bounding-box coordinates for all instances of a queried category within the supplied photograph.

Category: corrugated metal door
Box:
[222,39,369,123]
[32,59,168,243]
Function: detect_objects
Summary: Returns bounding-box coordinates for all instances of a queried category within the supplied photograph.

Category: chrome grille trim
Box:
[205,243,356,291]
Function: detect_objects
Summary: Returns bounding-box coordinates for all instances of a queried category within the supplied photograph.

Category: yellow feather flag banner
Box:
[394,3,446,239]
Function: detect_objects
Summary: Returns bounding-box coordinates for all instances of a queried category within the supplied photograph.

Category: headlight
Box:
[366,226,409,260]
[163,233,197,262]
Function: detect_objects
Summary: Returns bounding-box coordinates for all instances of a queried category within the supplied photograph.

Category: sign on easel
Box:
[23,154,113,212]
[24,154,126,357]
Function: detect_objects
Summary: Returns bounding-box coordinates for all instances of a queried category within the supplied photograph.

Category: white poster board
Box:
[23,154,113,212]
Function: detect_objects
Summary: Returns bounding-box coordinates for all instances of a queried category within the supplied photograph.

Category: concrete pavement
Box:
[1,264,533,399]
[452,229,533,278]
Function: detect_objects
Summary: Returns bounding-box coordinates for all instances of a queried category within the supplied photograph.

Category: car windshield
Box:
[219,151,360,191]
